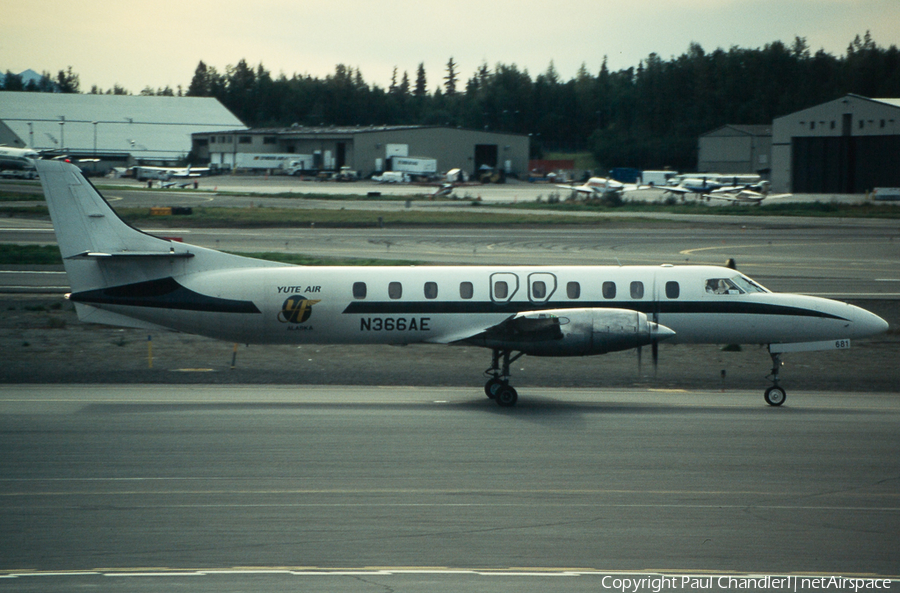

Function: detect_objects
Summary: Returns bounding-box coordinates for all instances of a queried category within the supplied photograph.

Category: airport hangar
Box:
[771,94,900,193]
[697,124,772,177]
[698,95,900,194]
[190,125,531,179]
[0,91,246,174]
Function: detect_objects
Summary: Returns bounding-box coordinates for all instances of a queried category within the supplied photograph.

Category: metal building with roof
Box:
[192,125,530,179]
[0,92,245,172]
[771,94,900,193]
[697,125,772,176]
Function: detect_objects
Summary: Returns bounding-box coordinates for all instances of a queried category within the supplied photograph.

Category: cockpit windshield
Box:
[730,274,768,293]
[704,274,769,295]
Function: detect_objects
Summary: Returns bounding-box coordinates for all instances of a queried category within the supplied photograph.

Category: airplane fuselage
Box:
[69,263,885,350]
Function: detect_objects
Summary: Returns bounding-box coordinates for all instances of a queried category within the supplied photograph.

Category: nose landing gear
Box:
[484,349,523,407]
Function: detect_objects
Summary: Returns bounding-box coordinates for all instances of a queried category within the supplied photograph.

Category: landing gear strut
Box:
[484,349,524,407]
[764,350,786,406]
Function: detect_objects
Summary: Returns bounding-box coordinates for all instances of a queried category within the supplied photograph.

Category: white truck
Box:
[230,153,314,173]
[641,170,678,187]
[390,156,437,176]
[281,156,315,176]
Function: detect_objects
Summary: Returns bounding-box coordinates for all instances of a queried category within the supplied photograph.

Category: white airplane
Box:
[35,159,889,407]
[0,145,40,169]
[662,176,726,198]
[707,181,793,205]
[556,177,642,199]
[133,165,209,182]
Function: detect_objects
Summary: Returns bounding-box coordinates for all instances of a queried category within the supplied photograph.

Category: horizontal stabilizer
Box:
[67,250,195,259]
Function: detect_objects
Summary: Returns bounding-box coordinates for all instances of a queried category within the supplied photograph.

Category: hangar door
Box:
[474,144,498,174]
[793,135,900,193]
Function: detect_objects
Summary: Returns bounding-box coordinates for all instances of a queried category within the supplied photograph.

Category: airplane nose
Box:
[851,305,889,338]
[864,310,889,336]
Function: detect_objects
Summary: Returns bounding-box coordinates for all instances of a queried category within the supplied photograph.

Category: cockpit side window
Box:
[705,278,743,295]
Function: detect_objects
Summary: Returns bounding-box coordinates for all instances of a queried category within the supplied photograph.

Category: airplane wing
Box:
[707,191,753,202]
[431,308,674,357]
[663,186,691,195]
[555,184,592,194]
[708,190,793,204]
[424,311,561,345]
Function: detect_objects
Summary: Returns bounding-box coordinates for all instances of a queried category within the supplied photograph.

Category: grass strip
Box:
[114,206,615,227]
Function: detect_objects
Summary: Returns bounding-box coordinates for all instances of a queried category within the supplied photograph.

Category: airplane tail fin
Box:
[35,159,276,295]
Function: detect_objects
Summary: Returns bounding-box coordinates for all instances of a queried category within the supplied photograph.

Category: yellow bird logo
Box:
[277,295,321,324]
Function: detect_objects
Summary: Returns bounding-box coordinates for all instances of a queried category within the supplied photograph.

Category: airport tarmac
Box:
[0,385,898,593]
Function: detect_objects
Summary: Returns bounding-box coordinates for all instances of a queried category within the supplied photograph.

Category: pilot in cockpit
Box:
[705,278,731,294]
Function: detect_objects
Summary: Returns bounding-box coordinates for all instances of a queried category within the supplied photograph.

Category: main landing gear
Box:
[484,349,524,407]
[764,350,786,406]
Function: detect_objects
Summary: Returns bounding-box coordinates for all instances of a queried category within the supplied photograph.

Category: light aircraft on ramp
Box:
[556,177,643,199]
[35,159,888,407]
[706,181,793,205]
[0,145,40,169]
[133,165,209,182]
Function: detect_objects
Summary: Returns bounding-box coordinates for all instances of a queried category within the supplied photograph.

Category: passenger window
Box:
[532,281,546,299]
[567,281,580,299]
[630,281,644,299]
[494,281,509,299]
[602,281,616,299]
[389,282,402,299]
[666,281,680,299]
[424,282,438,299]
[352,282,367,299]
[460,281,473,299]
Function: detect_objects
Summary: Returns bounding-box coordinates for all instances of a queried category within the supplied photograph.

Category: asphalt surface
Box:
[1,386,898,593]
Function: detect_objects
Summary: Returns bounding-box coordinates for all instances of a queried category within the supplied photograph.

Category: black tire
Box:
[484,378,504,399]
[764,386,786,406]
[495,385,518,407]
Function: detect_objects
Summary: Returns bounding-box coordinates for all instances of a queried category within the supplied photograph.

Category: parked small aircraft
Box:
[35,159,888,407]
[0,145,39,169]
[707,181,793,205]
[556,177,642,199]
[133,165,209,181]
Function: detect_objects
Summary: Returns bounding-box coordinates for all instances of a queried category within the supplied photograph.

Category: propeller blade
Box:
[652,339,659,376]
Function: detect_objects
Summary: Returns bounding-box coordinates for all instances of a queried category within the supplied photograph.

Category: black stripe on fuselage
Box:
[70,277,260,314]
[341,300,848,320]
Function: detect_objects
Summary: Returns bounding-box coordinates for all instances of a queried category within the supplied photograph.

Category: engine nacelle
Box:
[470,308,675,357]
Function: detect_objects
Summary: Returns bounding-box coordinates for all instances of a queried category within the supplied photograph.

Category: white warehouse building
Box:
[0,92,245,173]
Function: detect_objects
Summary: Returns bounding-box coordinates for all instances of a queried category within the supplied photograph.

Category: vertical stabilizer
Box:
[37,159,176,258]
[36,159,184,293]
[35,160,282,295]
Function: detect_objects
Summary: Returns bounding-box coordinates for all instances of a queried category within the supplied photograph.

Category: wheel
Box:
[764,386,786,406]
[495,385,518,407]
[484,378,504,399]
